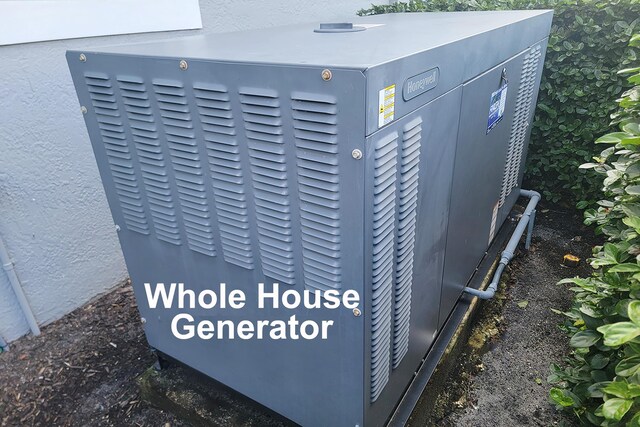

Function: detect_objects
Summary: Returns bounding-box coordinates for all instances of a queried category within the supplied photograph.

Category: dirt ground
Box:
[436,207,599,426]
[0,284,185,427]
[0,207,598,426]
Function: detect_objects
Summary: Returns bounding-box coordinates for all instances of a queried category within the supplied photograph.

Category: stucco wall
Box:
[0,0,375,342]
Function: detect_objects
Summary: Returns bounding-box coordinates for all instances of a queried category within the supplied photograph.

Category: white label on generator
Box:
[378,84,396,128]
[488,200,499,244]
[487,84,508,133]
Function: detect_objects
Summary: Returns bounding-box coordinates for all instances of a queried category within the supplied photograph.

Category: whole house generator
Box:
[68,10,552,427]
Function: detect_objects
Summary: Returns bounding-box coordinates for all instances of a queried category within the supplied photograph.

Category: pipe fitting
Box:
[0,237,40,336]
[462,189,541,300]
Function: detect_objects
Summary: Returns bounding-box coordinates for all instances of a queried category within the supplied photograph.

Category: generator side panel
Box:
[497,39,549,226]
[440,40,547,329]
[362,87,462,426]
[67,53,367,427]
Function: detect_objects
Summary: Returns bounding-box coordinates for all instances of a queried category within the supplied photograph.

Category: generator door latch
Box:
[500,68,508,86]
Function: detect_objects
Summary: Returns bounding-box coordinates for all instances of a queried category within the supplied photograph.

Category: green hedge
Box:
[549,35,640,426]
[358,0,640,204]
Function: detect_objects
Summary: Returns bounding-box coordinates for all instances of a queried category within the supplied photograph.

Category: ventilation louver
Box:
[392,118,422,369]
[194,82,254,269]
[293,92,342,291]
[240,88,295,285]
[85,72,149,235]
[370,132,399,402]
[499,45,542,207]
[153,79,217,256]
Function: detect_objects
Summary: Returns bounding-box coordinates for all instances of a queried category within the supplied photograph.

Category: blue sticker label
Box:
[487,84,508,134]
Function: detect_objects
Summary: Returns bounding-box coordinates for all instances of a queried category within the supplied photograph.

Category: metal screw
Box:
[115,225,121,232]
[351,149,363,160]
[321,69,332,81]
[80,106,87,114]
[353,308,362,317]
[141,317,147,324]
[79,53,86,62]
[179,59,188,70]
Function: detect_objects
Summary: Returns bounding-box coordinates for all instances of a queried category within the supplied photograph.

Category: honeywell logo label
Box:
[403,67,439,100]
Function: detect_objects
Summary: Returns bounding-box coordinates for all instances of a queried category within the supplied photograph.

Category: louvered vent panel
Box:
[292,92,341,291]
[240,88,294,284]
[393,118,421,369]
[84,72,149,235]
[152,79,216,256]
[194,82,254,269]
[370,132,398,403]
[116,76,181,245]
[499,45,542,207]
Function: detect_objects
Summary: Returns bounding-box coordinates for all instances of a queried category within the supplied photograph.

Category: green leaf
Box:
[623,216,640,232]
[549,387,575,407]
[598,322,640,346]
[621,136,640,146]
[570,330,601,347]
[627,185,640,195]
[517,300,529,308]
[588,381,610,398]
[590,354,610,370]
[597,132,632,144]
[630,300,640,325]
[616,356,640,377]
[619,67,640,75]
[601,398,632,421]
[609,263,640,273]
[623,122,640,134]
[603,380,640,399]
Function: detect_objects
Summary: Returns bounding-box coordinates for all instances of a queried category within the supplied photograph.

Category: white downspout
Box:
[0,235,40,336]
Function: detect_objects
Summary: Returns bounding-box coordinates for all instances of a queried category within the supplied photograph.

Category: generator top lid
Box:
[75,10,552,70]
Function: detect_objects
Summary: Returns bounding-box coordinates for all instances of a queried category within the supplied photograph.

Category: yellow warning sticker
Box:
[378,84,395,128]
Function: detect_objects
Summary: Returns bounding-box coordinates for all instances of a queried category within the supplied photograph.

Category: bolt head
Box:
[179,59,188,70]
[79,53,86,62]
[141,317,147,324]
[321,69,332,81]
[80,106,87,114]
[351,149,363,160]
[115,225,121,232]
[353,308,362,317]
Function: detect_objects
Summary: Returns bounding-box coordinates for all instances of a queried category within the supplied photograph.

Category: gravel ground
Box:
[0,208,597,426]
[440,208,599,427]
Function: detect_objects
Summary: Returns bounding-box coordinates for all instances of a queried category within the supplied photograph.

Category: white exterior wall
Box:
[0,0,375,342]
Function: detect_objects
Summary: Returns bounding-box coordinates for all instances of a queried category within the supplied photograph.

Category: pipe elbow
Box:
[520,188,541,201]
[462,285,495,300]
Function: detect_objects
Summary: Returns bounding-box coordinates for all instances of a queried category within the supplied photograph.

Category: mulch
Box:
[0,281,184,427]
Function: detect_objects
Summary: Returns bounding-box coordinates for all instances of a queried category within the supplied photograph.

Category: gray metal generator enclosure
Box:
[68,11,552,427]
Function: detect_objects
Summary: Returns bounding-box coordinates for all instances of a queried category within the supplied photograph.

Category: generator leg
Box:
[152,348,171,371]
[525,209,536,250]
